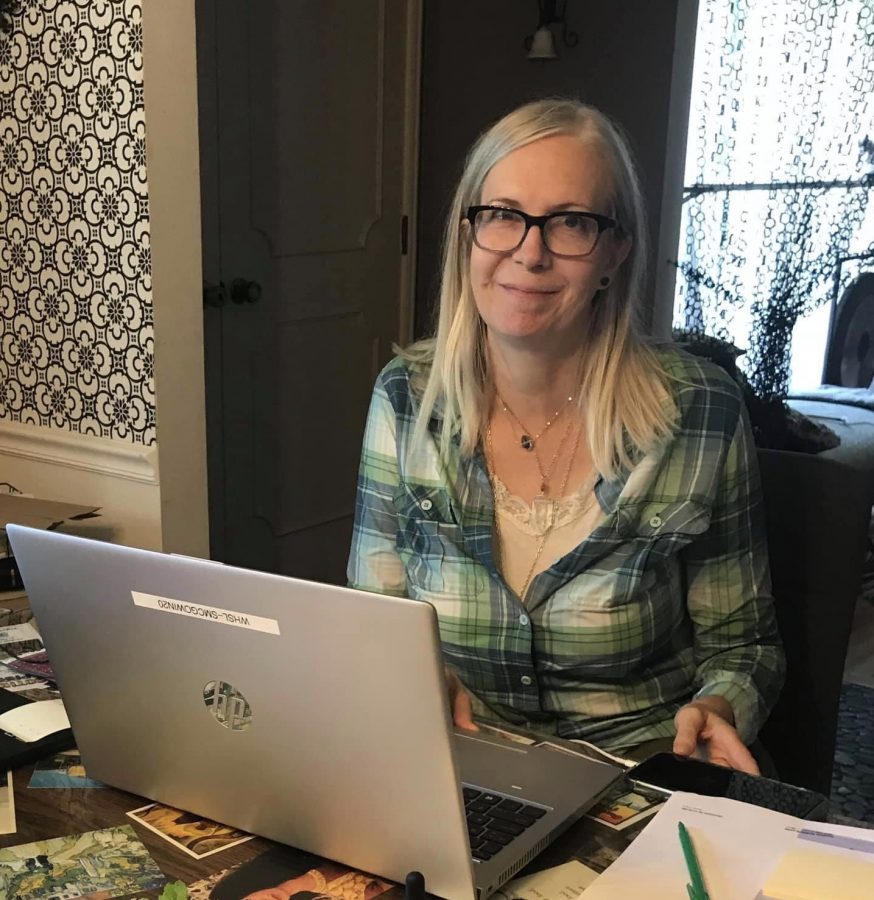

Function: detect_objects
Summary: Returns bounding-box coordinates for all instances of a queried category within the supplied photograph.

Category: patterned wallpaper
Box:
[0,0,154,445]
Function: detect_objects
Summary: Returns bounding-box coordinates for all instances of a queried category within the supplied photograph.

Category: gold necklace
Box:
[497,392,575,452]
[532,414,575,496]
[486,420,583,600]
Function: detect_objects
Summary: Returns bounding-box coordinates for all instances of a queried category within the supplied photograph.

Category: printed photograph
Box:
[476,722,537,746]
[195,846,395,900]
[0,622,44,662]
[28,750,104,789]
[567,827,631,875]
[0,672,48,694]
[5,649,56,682]
[585,782,665,831]
[0,773,15,835]
[0,824,165,898]
[127,802,255,859]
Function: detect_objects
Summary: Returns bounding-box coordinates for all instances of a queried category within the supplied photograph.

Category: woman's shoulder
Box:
[651,341,744,398]
[374,340,435,410]
[650,342,745,428]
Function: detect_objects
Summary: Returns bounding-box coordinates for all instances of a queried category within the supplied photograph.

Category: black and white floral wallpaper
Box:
[0,0,154,444]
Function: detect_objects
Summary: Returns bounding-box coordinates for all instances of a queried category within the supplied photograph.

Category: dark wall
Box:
[415,0,682,337]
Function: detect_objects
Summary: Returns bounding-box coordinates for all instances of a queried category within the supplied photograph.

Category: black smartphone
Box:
[628,752,732,795]
[628,752,831,820]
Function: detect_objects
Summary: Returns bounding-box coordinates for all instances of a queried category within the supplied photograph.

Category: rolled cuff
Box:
[694,675,762,744]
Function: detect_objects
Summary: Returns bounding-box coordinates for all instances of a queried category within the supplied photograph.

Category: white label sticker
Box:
[131,591,280,635]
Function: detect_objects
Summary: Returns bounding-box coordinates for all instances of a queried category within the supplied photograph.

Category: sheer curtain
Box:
[674,0,874,397]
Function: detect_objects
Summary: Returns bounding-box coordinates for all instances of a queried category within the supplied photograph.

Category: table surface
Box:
[0,757,649,899]
[7,752,867,900]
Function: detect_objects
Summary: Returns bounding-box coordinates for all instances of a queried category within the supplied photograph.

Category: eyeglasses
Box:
[465,205,618,258]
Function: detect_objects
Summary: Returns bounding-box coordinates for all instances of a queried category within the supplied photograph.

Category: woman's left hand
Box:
[673,696,759,775]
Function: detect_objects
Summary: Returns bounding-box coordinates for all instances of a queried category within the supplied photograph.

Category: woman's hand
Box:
[673,695,759,775]
[445,667,478,731]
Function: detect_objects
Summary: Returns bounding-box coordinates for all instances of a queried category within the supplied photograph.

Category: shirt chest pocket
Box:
[394,483,473,595]
[623,498,712,561]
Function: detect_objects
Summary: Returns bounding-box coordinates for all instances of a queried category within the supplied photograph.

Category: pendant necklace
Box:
[486,420,584,600]
[496,392,575,452]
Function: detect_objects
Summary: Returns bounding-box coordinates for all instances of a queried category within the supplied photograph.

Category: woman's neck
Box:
[487,335,584,422]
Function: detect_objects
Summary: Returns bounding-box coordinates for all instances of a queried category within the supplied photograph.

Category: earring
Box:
[599,276,611,288]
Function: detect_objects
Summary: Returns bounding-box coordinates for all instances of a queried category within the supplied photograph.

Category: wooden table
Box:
[0,758,643,899]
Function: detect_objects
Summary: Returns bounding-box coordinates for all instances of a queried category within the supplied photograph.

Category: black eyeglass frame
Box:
[465,205,619,258]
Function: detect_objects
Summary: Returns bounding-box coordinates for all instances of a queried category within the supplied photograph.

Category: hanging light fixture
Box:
[528,25,558,60]
[525,0,578,61]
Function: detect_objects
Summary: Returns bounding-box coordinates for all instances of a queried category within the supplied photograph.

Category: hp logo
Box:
[203,680,252,731]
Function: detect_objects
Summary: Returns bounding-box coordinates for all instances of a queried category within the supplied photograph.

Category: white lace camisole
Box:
[492,476,604,604]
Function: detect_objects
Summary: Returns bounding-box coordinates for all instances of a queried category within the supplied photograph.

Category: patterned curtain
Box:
[674,0,874,400]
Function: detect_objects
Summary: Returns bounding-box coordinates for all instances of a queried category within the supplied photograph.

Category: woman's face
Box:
[467,134,629,352]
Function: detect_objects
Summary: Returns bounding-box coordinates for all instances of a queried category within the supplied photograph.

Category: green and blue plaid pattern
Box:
[348,348,785,752]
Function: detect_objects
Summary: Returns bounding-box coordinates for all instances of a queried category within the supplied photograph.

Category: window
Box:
[674,0,874,395]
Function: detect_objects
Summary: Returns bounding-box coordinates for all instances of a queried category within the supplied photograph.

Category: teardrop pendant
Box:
[520,435,534,451]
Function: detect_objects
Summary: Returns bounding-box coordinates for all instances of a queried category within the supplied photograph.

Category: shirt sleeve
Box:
[682,401,786,744]
[346,377,408,597]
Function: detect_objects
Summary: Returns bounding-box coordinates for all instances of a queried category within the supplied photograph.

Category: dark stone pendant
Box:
[520,435,534,451]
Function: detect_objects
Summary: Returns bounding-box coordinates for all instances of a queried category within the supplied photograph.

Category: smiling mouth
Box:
[500,284,559,295]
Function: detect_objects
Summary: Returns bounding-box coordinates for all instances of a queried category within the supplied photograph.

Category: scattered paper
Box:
[494,860,599,899]
[476,722,537,745]
[566,738,635,768]
[188,845,394,900]
[0,772,15,835]
[5,649,55,681]
[580,791,874,900]
[28,750,105,789]
[585,782,665,831]
[0,698,69,742]
[0,825,164,898]
[127,802,254,859]
[0,675,49,694]
[762,846,874,900]
[0,623,40,645]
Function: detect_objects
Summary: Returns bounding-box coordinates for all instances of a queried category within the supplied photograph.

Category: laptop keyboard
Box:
[462,786,548,862]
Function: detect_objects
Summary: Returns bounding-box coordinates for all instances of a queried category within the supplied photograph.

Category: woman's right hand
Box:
[445,667,478,730]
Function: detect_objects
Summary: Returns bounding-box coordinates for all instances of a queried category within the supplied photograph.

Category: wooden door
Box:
[198,1,418,582]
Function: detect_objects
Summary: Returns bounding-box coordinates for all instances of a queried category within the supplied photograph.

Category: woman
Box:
[348,99,784,773]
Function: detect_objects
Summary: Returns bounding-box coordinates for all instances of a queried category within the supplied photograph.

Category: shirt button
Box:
[649,514,663,528]
[519,614,530,626]
[520,675,533,686]
[420,499,433,511]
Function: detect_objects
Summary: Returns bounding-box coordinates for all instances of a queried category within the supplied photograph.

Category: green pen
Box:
[678,820,711,900]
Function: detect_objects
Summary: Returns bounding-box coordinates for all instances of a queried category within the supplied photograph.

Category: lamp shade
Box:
[527,25,558,60]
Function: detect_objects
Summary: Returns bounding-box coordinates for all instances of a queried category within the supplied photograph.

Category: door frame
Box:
[651,0,699,337]
[142,0,210,557]
[399,0,423,346]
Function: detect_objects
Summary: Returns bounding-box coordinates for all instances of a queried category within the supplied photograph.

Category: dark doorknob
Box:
[203,281,227,308]
[230,278,262,304]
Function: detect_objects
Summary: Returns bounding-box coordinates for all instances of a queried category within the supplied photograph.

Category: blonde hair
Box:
[403,98,675,479]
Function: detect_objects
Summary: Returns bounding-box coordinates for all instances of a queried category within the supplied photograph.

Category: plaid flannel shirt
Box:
[347,347,785,752]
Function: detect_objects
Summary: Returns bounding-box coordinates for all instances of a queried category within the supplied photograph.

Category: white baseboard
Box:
[0,421,162,549]
[0,421,158,485]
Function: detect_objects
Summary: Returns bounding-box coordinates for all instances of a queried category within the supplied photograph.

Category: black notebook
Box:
[0,687,75,772]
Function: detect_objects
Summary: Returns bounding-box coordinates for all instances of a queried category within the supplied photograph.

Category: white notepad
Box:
[0,698,70,742]
[762,846,874,900]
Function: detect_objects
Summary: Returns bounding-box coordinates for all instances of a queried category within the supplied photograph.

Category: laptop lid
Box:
[7,525,478,899]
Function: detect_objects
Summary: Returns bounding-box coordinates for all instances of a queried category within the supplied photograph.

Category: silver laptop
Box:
[7,525,619,899]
